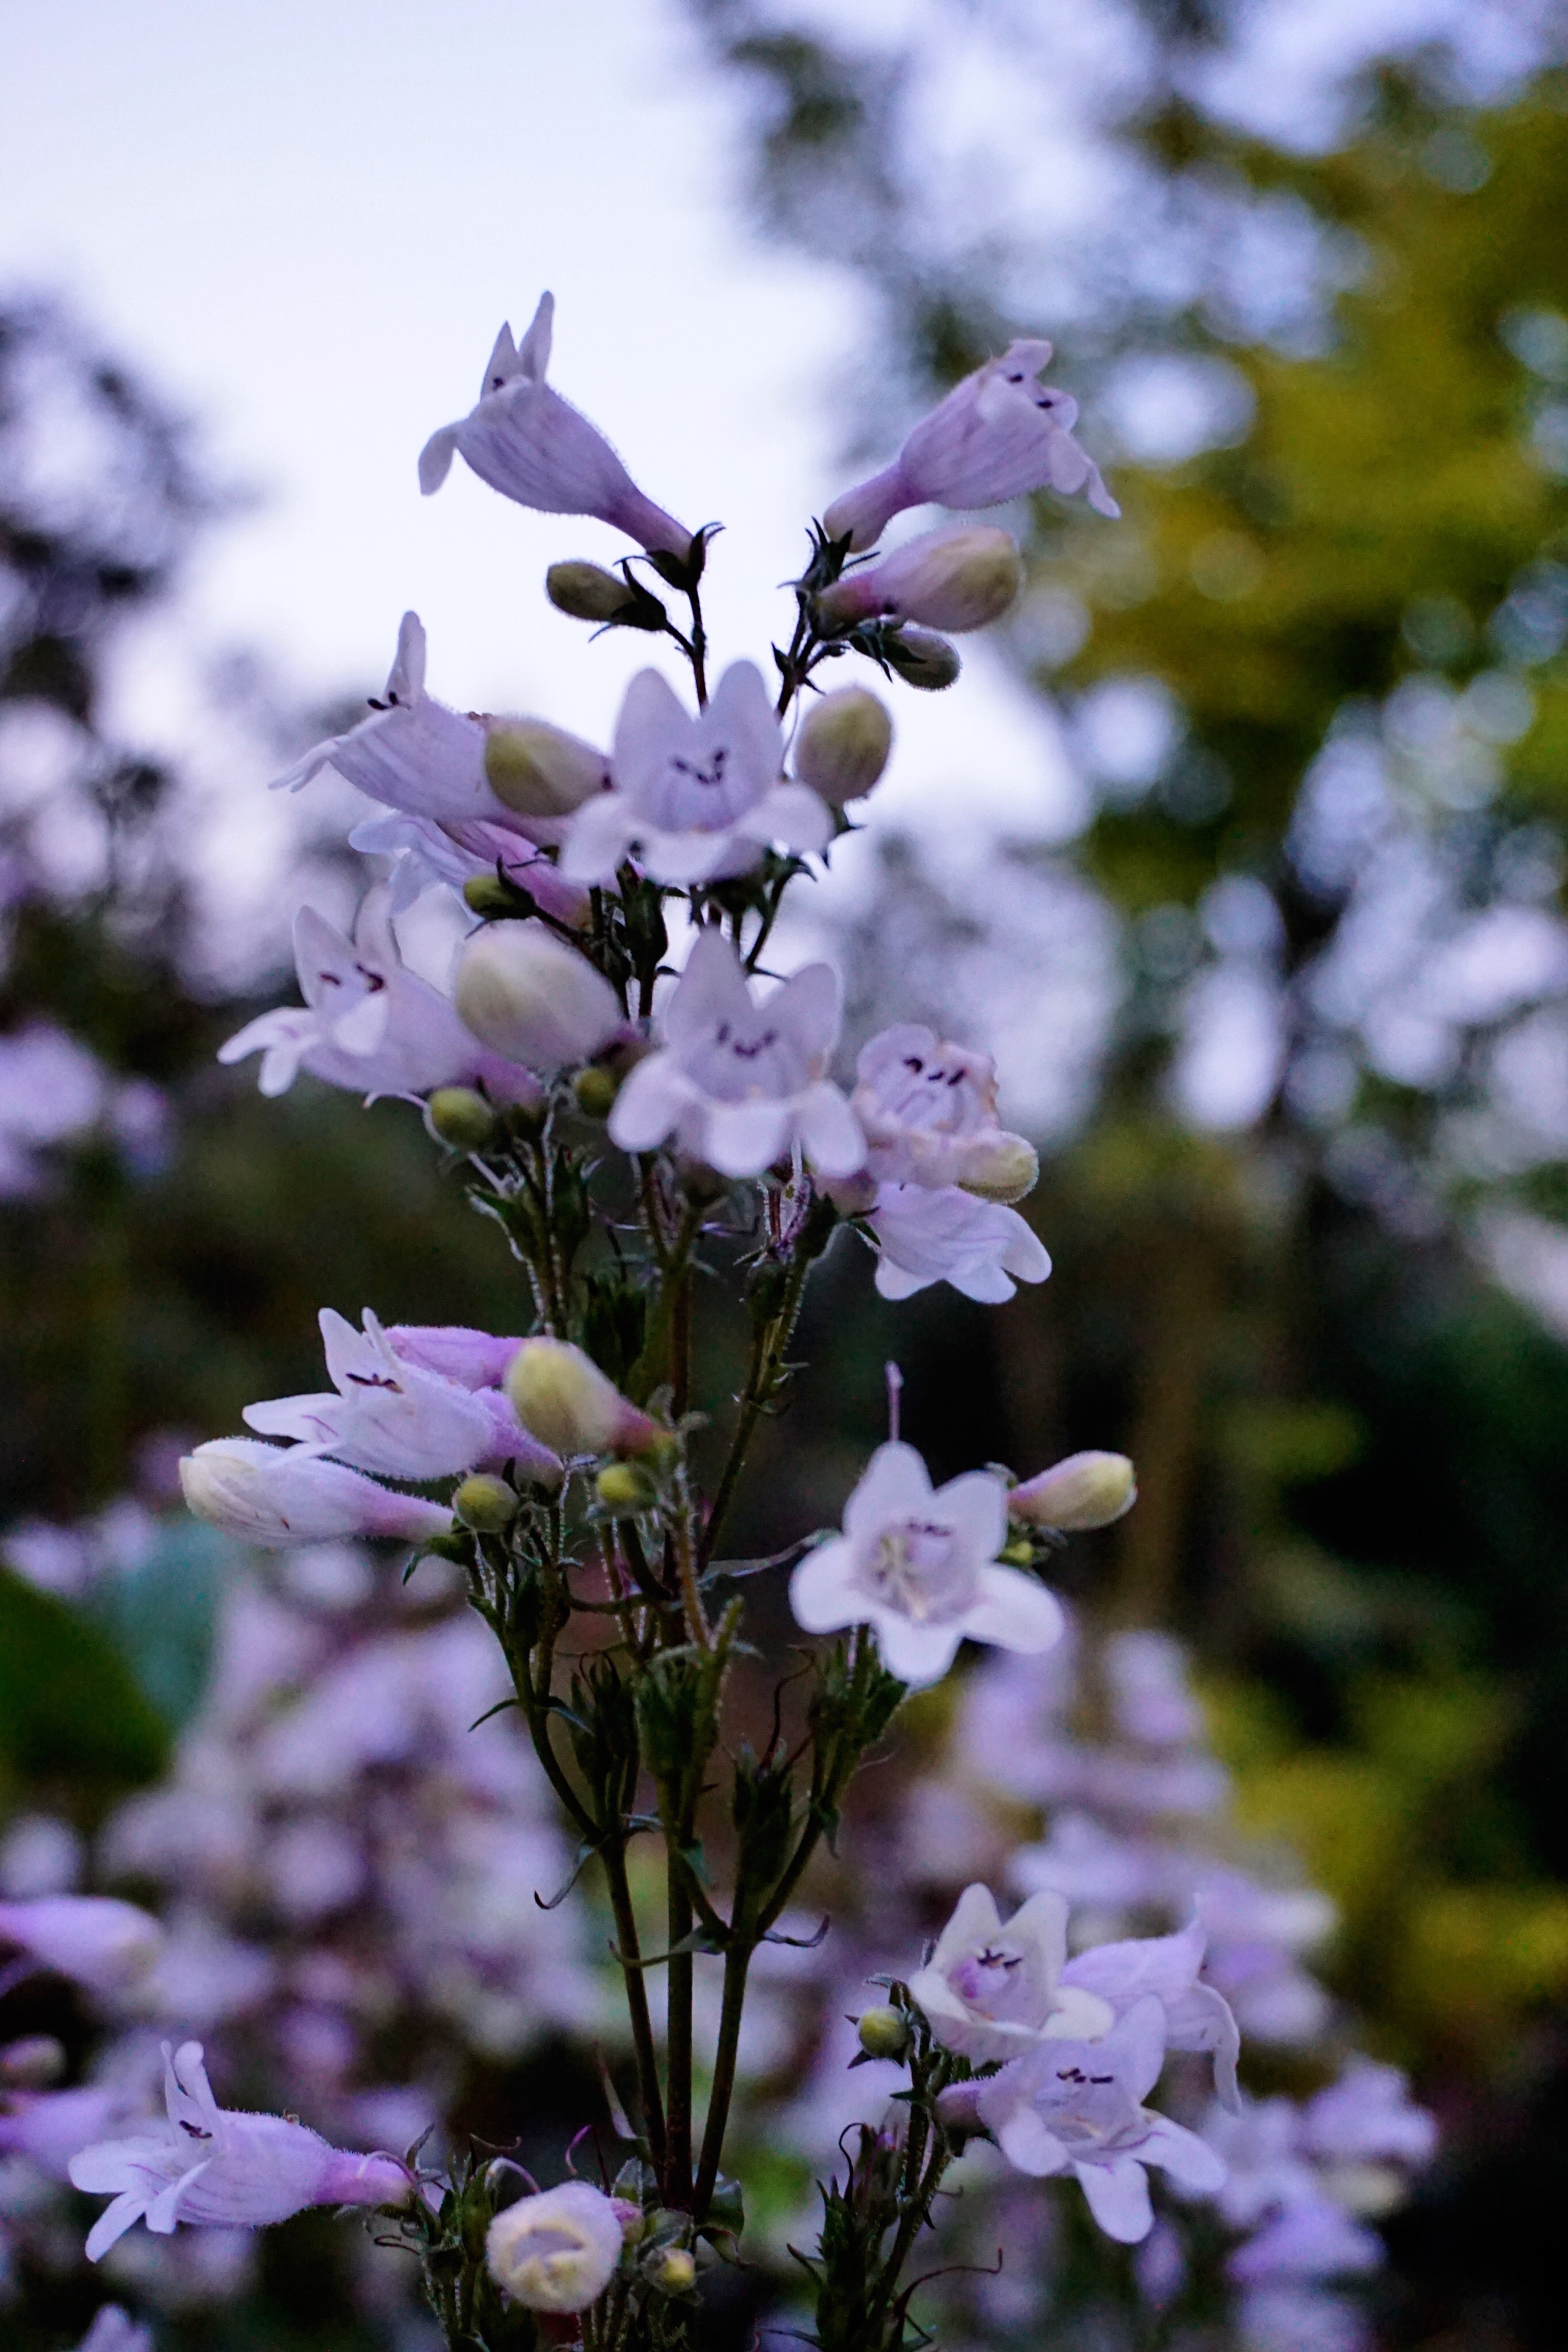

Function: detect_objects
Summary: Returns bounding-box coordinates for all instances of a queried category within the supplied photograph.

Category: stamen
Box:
[886,1360,903,1443]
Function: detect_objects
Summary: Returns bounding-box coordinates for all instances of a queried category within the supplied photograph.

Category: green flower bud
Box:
[455,922,623,1072]
[883,626,961,691]
[507,1336,658,1458]
[453,1474,518,1532]
[857,2005,912,2062]
[546,560,665,629]
[595,1460,658,1515]
[462,873,522,917]
[484,717,608,820]
[573,1063,621,1119]
[1009,1451,1137,1532]
[819,526,1022,635]
[793,686,893,807]
[425,1087,499,1152]
[960,1133,1040,1205]
[642,2244,698,2295]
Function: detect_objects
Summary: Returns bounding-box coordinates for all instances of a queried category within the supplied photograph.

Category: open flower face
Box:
[608,928,864,1179]
[909,1885,1115,2062]
[853,1024,1034,1193]
[562,661,832,887]
[789,1440,1063,1686]
[1061,1919,1243,2112]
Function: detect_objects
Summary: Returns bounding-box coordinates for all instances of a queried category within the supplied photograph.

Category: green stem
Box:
[602,1830,667,2174]
[693,1937,752,2219]
[700,1244,815,1569]
[665,1860,694,2204]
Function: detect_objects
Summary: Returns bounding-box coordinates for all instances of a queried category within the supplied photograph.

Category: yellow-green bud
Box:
[484,718,608,820]
[462,873,520,917]
[818,526,1022,636]
[452,1474,517,1532]
[547,561,645,624]
[998,1536,1036,1567]
[1009,1451,1138,1532]
[642,2245,697,2296]
[960,1134,1040,1205]
[596,1460,658,1514]
[573,1063,621,1119]
[455,922,623,1072]
[425,1087,499,1152]
[793,686,894,807]
[507,1336,658,1458]
[857,2005,912,2062]
[883,627,961,691]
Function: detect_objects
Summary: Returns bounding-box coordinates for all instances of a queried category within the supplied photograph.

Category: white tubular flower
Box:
[852,1024,1037,1199]
[0,1898,162,1999]
[1009,1451,1138,1532]
[867,1182,1050,1304]
[219,889,534,1107]
[1059,1919,1244,2112]
[608,929,864,1180]
[788,1440,1063,1687]
[505,1337,658,1459]
[823,338,1119,550]
[271,612,502,827]
[242,1309,559,1485]
[69,2039,411,2262]
[75,2311,153,2352]
[486,2179,625,2313]
[968,1996,1226,2244]
[419,293,691,560]
[179,1439,454,1548]
[561,661,833,888]
[908,1885,1114,2062]
[817,526,1023,634]
[454,921,624,1072]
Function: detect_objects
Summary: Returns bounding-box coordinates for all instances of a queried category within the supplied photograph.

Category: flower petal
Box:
[961,1564,1065,1657]
[787,1540,860,1633]
[1074,2155,1153,2243]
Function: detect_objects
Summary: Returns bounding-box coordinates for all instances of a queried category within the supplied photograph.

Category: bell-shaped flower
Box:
[964,1996,1226,2244]
[486,2179,627,2312]
[271,613,502,828]
[75,2311,153,2352]
[454,921,625,1073]
[608,928,863,1180]
[866,1181,1050,1303]
[561,661,832,888]
[908,1885,1114,2062]
[241,1309,560,1486]
[852,1025,1037,1198]
[816,526,1023,634]
[70,2039,412,2261]
[1009,1450,1137,1531]
[420,294,691,559]
[1059,1919,1243,2111]
[788,1440,1062,1687]
[0,1898,162,2000]
[219,890,537,1108]
[823,338,1119,550]
[180,1439,454,1548]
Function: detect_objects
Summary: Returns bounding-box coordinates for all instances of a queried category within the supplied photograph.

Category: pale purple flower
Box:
[219,889,539,1108]
[419,294,691,559]
[0,1898,162,1998]
[0,2086,147,2179]
[561,661,832,888]
[907,1884,1113,2062]
[1104,1628,1204,1743]
[242,1309,559,1485]
[69,2039,412,2261]
[967,1995,1225,2243]
[866,1181,1050,1303]
[608,928,863,1179]
[788,1440,1062,1687]
[351,808,592,927]
[1203,2096,1319,2229]
[816,524,1022,633]
[486,2178,626,2312]
[823,338,1119,550]
[179,1440,454,1549]
[1237,2283,1371,2352]
[1228,2197,1383,2283]
[272,613,499,826]
[383,1325,524,1390]
[1009,1453,1138,1534]
[1302,2060,1436,2168]
[1010,1810,1171,1911]
[1059,1919,1242,2110]
[852,1024,1036,1196]
[75,2309,153,2352]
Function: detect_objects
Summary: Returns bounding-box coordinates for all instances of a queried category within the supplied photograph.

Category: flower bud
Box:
[452,1473,517,1532]
[462,874,523,918]
[817,527,1022,635]
[1008,1450,1137,1532]
[643,2245,697,2295]
[547,560,664,629]
[793,687,893,807]
[596,1461,658,1514]
[857,2005,912,2062]
[882,627,961,691]
[484,718,608,820]
[455,921,623,1072]
[425,1086,499,1151]
[960,1133,1039,1205]
[506,1336,658,1458]
[486,2180,624,2313]
[573,1063,621,1119]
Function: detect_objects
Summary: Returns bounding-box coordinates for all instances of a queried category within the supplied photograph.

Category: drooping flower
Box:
[823,339,1119,550]
[0,1898,162,2000]
[241,1309,559,1486]
[1058,1918,1243,2110]
[1008,1451,1137,1532]
[419,294,691,560]
[560,661,833,888]
[218,889,540,1108]
[852,1024,1037,1199]
[486,2178,626,2312]
[271,613,499,826]
[179,1440,455,1548]
[454,921,625,1072]
[816,525,1023,634]
[962,1995,1226,2244]
[865,1181,1050,1302]
[907,1884,1114,2062]
[788,1440,1062,1686]
[608,929,863,1180]
[69,2039,412,2261]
